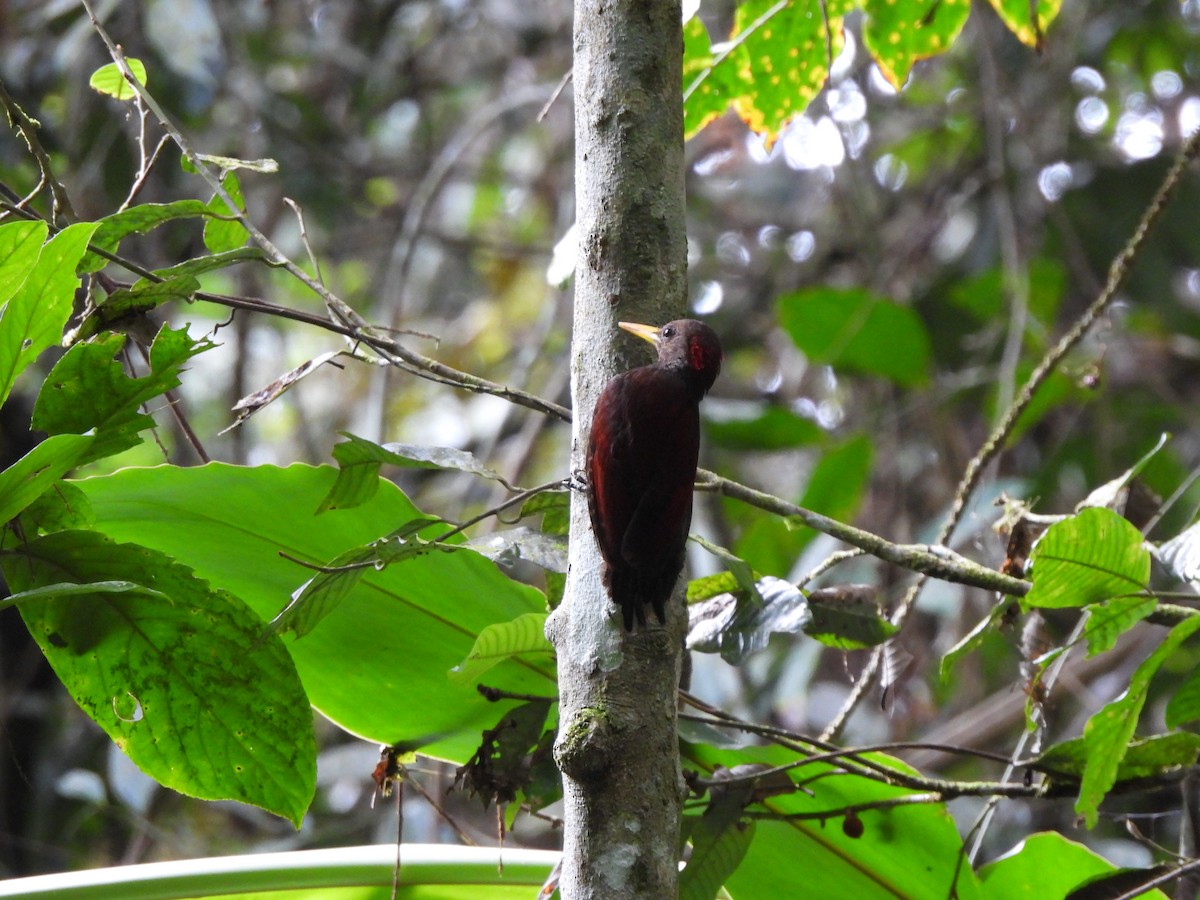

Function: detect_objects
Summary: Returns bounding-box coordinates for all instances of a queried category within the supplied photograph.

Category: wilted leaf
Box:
[688,576,810,663]
[222,351,347,435]
[463,527,567,574]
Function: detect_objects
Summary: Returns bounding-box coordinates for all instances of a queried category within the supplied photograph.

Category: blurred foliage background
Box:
[2,0,1200,882]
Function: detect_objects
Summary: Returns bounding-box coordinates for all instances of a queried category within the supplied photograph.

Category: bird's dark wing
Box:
[586,372,640,572]
[618,386,698,573]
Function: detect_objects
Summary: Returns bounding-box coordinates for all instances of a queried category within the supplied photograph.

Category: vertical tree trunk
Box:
[544,1,689,898]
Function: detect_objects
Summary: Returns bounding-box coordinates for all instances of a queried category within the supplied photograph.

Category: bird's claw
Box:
[568,469,589,494]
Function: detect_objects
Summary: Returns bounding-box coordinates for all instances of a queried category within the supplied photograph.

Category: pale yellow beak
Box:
[617,321,661,347]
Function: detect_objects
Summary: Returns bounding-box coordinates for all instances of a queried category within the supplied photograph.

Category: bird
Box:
[585,319,722,630]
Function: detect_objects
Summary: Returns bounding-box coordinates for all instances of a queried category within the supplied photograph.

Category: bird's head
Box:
[618,319,722,395]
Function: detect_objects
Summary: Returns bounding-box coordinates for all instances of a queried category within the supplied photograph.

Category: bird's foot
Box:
[567,468,589,494]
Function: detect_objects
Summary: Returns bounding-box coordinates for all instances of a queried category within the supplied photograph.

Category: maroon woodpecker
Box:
[585,319,722,629]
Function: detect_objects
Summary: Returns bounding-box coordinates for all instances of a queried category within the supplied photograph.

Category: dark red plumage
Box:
[586,320,722,630]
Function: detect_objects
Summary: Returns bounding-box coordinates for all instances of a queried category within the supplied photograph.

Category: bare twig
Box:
[822,122,1200,740]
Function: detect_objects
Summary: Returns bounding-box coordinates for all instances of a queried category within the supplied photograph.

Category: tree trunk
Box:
[544,1,689,898]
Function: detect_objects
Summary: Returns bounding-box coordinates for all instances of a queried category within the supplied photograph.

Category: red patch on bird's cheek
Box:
[689,339,720,373]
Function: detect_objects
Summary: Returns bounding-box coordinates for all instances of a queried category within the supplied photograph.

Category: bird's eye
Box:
[662,325,675,338]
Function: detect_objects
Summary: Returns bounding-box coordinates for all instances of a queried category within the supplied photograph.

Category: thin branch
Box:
[0,79,77,224]
[279,479,568,576]
[822,122,1200,740]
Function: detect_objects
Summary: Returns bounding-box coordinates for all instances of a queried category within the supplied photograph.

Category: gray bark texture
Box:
[543,0,689,898]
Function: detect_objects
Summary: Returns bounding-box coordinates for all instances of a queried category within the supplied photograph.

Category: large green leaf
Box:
[0,222,100,406]
[684,744,982,899]
[1023,508,1150,610]
[978,831,1167,899]
[2,530,314,826]
[777,287,931,386]
[76,463,553,762]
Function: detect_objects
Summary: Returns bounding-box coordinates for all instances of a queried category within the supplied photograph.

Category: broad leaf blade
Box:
[777,287,931,386]
[204,172,250,253]
[4,530,315,826]
[1023,508,1150,610]
[77,463,553,763]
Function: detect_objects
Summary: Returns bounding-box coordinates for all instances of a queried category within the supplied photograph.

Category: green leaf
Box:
[986,0,1062,48]
[861,0,971,89]
[32,325,214,463]
[88,59,148,100]
[77,463,553,762]
[799,434,872,522]
[204,172,250,254]
[0,219,49,306]
[777,287,931,386]
[70,275,201,342]
[0,579,170,612]
[0,434,95,526]
[688,743,983,899]
[691,534,762,602]
[687,570,743,604]
[3,530,315,826]
[805,585,898,650]
[705,405,822,450]
[1166,666,1200,729]
[940,600,1012,681]
[270,517,442,639]
[682,16,726,138]
[147,247,272,282]
[1077,617,1200,827]
[1083,595,1156,656]
[948,258,1066,337]
[320,433,515,513]
[1035,732,1200,782]
[79,200,213,274]
[679,814,755,900]
[1023,508,1150,610]
[683,0,855,145]
[978,831,1166,900]
[18,480,94,535]
[0,222,100,406]
[448,612,551,685]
